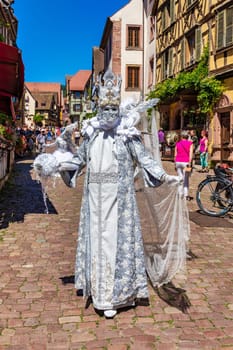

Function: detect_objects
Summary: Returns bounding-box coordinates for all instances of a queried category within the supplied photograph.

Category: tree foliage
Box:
[33,113,44,124]
[147,47,224,113]
[0,112,11,125]
[83,111,97,119]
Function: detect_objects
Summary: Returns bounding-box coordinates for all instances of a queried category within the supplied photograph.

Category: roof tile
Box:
[69,70,92,91]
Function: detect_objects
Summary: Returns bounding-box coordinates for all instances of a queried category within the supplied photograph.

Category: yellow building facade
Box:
[209,2,233,163]
[153,0,233,164]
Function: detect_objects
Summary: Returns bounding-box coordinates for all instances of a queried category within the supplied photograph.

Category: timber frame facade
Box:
[153,0,233,164]
[209,0,233,164]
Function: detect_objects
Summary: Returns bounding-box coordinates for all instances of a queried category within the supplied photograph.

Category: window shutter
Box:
[168,48,173,76]
[161,9,166,30]
[226,8,233,45]
[217,11,224,49]
[162,54,166,79]
[170,0,175,23]
[180,38,185,70]
[195,27,202,60]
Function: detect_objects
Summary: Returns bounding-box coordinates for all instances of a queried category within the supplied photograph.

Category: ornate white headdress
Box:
[96,69,122,108]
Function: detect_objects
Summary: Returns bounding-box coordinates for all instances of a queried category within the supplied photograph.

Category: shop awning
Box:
[0,42,24,115]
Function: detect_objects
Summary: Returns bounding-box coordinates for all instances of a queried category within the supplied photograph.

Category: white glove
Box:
[162,174,183,186]
[64,122,78,133]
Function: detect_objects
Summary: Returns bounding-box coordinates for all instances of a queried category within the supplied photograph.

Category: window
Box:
[195,27,202,61]
[161,0,175,30]
[180,29,201,69]
[187,0,197,7]
[73,104,81,112]
[127,26,140,48]
[187,32,195,65]
[221,112,230,145]
[72,91,81,99]
[127,66,140,89]
[184,27,202,66]
[148,57,154,87]
[150,16,155,42]
[162,48,173,80]
[217,8,233,49]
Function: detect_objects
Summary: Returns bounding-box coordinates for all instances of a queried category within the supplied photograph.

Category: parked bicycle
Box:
[196,165,233,217]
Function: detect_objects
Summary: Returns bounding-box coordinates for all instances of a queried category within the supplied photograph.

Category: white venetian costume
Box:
[33,69,190,315]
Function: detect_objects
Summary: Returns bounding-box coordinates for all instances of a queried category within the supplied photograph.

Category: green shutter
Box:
[180,38,185,70]
[195,27,202,60]
[162,54,166,79]
[217,11,224,49]
[161,9,166,30]
[168,48,173,76]
[226,8,233,45]
[170,0,175,23]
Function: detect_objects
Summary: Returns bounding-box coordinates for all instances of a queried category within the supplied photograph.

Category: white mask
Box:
[98,105,120,130]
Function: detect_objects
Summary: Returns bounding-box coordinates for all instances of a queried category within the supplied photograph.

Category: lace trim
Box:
[89,172,118,183]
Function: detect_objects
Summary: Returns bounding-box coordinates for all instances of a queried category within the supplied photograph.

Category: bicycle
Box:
[196,166,233,217]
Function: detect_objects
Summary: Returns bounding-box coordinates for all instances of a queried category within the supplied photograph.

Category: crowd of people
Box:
[14,125,81,157]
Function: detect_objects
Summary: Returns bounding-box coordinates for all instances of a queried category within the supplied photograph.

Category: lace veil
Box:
[137,109,190,287]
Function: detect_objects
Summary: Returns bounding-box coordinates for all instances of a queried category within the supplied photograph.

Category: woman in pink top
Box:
[199,130,208,172]
[174,130,193,200]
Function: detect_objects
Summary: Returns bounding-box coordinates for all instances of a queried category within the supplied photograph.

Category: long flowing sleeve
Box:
[127,137,166,187]
[59,138,88,188]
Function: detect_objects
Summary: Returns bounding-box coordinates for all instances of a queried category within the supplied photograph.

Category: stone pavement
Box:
[0,156,233,350]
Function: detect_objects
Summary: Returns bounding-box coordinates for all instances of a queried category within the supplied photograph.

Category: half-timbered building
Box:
[153,0,233,164]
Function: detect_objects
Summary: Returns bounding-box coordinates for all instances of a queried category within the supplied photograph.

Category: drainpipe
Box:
[208,110,214,167]
[142,1,145,101]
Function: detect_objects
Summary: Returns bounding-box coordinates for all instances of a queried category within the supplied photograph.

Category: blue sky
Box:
[13,0,128,85]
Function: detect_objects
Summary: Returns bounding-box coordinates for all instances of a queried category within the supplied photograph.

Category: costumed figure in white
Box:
[33,69,190,318]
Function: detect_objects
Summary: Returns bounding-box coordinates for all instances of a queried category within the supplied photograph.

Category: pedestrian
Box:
[188,129,199,168]
[158,128,165,155]
[45,128,54,144]
[33,69,188,319]
[55,126,61,138]
[174,130,193,200]
[199,129,208,172]
[74,128,81,146]
[15,130,27,157]
[36,129,46,153]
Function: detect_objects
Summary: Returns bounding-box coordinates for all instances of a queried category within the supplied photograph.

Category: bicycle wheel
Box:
[196,176,233,217]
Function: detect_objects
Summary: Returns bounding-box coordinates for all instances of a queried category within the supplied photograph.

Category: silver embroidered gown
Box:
[60,129,166,310]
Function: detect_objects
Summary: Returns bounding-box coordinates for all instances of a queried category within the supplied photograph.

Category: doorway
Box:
[220,112,230,161]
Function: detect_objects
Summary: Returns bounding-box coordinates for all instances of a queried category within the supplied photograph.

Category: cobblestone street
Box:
[0,156,233,350]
